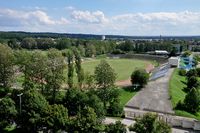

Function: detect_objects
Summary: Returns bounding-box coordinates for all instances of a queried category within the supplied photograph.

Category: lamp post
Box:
[17,93,23,114]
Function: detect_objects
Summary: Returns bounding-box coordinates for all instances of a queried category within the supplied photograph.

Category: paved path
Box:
[126,68,175,114]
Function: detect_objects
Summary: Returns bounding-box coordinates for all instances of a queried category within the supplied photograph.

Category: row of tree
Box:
[5,37,189,57]
[177,68,200,113]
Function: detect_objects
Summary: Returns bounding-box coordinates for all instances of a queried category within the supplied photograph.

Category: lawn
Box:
[82,58,150,81]
[169,68,200,120]
[119,87,138,107]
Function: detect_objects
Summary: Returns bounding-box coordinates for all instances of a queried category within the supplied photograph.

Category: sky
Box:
[1,0,200,36]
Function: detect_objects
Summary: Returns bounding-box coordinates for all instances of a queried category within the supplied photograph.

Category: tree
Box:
[67,50,74,88]
[46,104,69,132]
[86,92,105,119]
[186,69,197,79]
[64,89,89,116]
[85,44,96,57]
[185,76,199,91]
[46,49,65,103]
[129,113,171,133]
[94,60,116,88]
[0,44,15,88]
[131,69,149,88]
[105,121,126,133]
[153,120,172,133]
[74,48,84,88]
[70,107,104,132]
[21,37,37,49]
[184,88,200,113]
[0,97,17,130]
[19,90,49,132]
[19,51,49,93]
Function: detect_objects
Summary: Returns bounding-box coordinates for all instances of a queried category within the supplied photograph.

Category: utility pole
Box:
[17,93,23,114]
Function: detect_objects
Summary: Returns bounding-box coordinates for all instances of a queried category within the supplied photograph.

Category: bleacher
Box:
[149,63,170,81]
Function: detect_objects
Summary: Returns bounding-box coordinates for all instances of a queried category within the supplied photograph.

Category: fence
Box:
[124,107,200,131]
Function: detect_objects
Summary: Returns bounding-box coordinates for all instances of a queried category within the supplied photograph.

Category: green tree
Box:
[105,121,126,133]
[19,90,49,132]
[46,104,69,132]
[85,44,96,57]
[94,60,116,88]
[131,69,149,88]
[185,76,199,91]
[0,44,15,88]
[70,107,104,132]
[186,69,197,79]
[129,113,171,133]
[184,88,200,113]
[64,89,89,116]
[153,120,172,133]
[0,97,17,130]
[67,50,74,88]
[46,49,65,103]
[74,49,84,88]
[21,37,37,49]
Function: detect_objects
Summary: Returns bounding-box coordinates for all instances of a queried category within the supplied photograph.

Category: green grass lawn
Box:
[119,87,138,107]
[82,58,150,81]
[169,68,200,120]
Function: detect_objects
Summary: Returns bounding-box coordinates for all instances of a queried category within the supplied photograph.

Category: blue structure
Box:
[179,56,195,71]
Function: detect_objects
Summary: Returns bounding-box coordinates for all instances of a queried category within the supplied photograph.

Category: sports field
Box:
[82,58,151,81]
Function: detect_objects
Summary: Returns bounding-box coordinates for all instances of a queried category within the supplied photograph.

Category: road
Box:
[126,68,174,114]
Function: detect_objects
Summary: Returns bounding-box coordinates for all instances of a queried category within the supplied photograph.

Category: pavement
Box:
[126,68,175,114]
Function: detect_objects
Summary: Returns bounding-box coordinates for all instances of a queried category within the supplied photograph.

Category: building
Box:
[168,57,180,67]
[155,50,169,55]
[101,35,106,40]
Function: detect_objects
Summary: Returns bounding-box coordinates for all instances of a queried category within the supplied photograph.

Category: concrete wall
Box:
[124,107,200,131]
[109,54,168,64]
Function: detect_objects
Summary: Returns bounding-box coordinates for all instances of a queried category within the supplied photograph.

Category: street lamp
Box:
[17,93,23,114]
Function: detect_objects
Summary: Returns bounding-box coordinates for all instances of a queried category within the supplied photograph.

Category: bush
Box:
[131,69,149,88]
[129,113,171,133]
[112,49,125,54]
[184,88,200,113]
[185,76,200,92]
[105,121,126,133]
[107,99,123,117]
[178,69,186,76]
[186,69,197,79]
[196,68,200,77]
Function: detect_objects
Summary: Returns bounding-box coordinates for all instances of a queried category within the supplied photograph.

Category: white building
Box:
[102,35,106,40]
[168,57,180,67]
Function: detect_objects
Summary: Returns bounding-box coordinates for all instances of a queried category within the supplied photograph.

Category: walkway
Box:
[126,68,174,114]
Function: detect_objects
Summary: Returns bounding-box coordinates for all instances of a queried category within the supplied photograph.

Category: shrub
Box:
[129,113,171,133]
[107,99,123,117]
[184,88,200,113]
[178,69,186,76]
[186,69,197,79]
[131,69,149,88]
[196,68,200,77]
[105,121,126,133]
[112,49,125,54]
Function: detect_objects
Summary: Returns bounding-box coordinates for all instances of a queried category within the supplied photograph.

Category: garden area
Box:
[169,68,200,120]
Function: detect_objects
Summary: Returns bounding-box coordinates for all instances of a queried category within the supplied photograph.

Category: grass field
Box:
[169,68,200,120]
[82,58,150,81]
[119,87,138,107]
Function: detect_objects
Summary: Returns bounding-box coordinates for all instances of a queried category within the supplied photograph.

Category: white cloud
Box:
[0,8,69,27]
[71,10,108,24]
[1,8,200,35]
